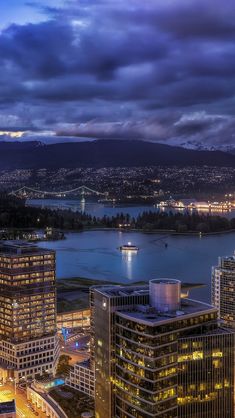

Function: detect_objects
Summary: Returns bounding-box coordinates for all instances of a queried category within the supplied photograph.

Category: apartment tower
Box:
[0,241,59,382]
[212,253,235,328]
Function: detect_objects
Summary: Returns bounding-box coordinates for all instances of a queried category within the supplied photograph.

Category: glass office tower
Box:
[212,254,235,328]
[0,241,60,382]
[92,279,234,418]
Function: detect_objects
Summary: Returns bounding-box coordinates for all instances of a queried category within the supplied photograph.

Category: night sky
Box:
[1,0,235,148]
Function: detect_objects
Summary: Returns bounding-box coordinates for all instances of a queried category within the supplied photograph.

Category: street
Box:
[61,332,90,365]
[0,384,47,418]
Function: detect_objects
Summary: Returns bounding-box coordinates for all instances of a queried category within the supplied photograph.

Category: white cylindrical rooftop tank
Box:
[149,279,181,312]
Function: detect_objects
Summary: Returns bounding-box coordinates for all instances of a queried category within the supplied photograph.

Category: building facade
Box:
[66,359,95,398]
[212,254,235,328]
[57,309,90,332]
[27,385,68,418]
[0,241,60,382]
[92,279,235,418]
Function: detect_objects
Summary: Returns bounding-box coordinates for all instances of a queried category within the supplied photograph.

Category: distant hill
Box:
[1,139,235,169]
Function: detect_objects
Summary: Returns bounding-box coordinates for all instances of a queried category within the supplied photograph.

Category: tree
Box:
[196,222,209,233]
[56,354,72,376]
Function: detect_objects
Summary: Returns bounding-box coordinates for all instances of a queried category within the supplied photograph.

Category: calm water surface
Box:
[28,199,158,218]
[28,198,235,219]
[37,229,235,303]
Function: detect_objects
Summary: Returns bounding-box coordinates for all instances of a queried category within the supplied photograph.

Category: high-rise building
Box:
[212,254,235,328]
[0,241,60,382]
[92,279,235,418]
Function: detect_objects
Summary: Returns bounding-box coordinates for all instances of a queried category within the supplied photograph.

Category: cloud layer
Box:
[1,0,235,148]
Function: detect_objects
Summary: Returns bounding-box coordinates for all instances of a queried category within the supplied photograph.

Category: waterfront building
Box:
[0,241,60,382]
[0,400,16,417]
[212,254,235,328]
[91,279,235,418]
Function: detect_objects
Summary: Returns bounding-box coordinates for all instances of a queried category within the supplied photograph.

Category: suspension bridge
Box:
[10,185,109,200]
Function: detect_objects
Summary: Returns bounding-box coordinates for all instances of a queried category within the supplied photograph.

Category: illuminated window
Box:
[212,351,223,358]
[181,343,188,349]
[178,354,192,363]
[213,359,222,369]
[224,379,230,388]
[192,351,203,360]
[192,341,202,348]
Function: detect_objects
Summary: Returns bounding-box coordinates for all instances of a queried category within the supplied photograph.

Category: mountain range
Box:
[1,139,235,169]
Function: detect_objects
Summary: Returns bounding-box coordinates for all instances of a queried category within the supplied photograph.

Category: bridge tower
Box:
[81,186,86,204]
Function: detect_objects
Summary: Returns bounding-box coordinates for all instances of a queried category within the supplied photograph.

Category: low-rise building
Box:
[27,385,68,418]
[0,400,16,418]
[57,309,90,332]
[66,360,94,398]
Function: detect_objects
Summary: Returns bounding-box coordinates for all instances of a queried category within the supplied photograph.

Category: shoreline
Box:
[5,225,235,243]
[57,277,151,312]
[24,199,235,237]
[6,225,235,237]
[57,277,206,312]
[57,276,206,287]
[60,226,235,237]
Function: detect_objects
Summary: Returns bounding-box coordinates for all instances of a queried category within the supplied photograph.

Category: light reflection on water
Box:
[121,250,138,281]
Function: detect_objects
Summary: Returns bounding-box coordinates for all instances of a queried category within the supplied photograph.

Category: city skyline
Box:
[1,1,235,416]
[1,0,235,149]
[0,235,233,416]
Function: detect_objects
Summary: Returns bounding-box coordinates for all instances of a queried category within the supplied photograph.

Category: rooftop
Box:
[93,283,205,298]
[0,240,54,256]
[94,284,149,298]
[150,278,180,285]
[116,298,216,326]
[220,255,235,261]
[75,359,91,369]
[0,400,16,413]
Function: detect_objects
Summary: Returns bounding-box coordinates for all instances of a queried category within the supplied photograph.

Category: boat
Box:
[119,242,139,251]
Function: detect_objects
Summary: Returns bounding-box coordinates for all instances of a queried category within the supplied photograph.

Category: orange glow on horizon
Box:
[0,131,25,138]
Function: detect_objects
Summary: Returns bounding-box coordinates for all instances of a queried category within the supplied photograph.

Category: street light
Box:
[9,377,16,395]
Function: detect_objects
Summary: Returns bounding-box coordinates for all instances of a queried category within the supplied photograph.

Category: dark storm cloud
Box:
[156,1,235,41]
[56,111,235,151]
[1,0,235,148]
[171,112,235,148]
[56,118,169,141]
